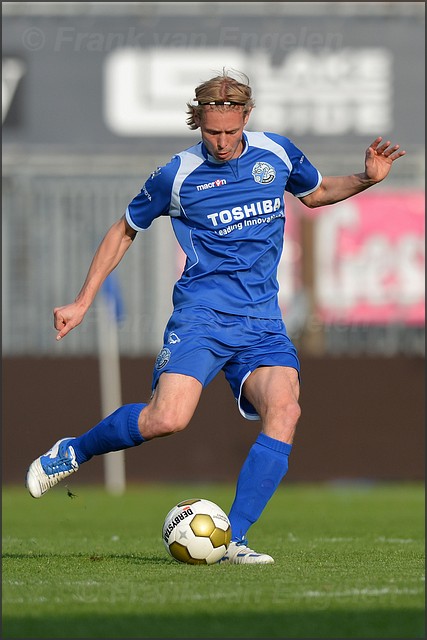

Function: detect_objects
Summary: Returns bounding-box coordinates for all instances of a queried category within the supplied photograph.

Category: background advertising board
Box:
[313,191,425,325]
[2,9,425,159]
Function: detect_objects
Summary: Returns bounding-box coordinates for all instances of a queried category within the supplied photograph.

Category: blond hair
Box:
[186,69,255,130]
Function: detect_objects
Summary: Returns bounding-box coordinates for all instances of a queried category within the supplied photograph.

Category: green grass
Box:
[2,482,425,638]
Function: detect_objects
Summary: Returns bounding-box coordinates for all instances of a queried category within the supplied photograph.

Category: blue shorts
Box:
[152,306,300,421]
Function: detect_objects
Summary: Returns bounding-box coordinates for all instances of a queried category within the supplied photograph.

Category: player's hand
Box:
[364,136,406,183]
[53,302,87,341]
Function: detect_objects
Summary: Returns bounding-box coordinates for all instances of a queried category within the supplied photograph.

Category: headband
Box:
[191,99,246,106]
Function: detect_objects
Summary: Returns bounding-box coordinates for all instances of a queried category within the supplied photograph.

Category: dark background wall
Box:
[3,355,424,487]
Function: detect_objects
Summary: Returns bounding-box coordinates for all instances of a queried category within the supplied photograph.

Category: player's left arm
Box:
[300,137,406,209]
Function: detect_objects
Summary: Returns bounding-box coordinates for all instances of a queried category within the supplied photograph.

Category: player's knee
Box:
[160,411,189,435]
[286,400,301,427]
[140,407,189,438]
[261,397,301,427]
[272,399,301,429]
[278,401,301,442]
[262,399,301,438]
[263,400,301,443]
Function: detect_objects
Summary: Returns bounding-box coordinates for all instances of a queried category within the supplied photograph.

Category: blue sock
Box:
[228,432,292,541]
[71,403,146,464]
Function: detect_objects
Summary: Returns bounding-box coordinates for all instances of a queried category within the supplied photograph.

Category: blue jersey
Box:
[126,131,321,319]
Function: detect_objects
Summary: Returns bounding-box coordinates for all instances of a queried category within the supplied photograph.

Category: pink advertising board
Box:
[313,191,425,325]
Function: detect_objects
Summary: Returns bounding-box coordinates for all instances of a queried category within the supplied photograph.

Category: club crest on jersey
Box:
[167,332,181,344]
[252,162,276,184]
[155,347,171,370]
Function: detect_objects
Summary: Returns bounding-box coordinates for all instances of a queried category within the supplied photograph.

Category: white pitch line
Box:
[300,587,422,598]
[376,536,416,544]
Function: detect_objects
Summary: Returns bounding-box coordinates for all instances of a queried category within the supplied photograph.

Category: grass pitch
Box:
[2,482,425,638]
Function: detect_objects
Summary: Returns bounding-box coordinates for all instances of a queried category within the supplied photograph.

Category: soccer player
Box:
[26,70,405,564]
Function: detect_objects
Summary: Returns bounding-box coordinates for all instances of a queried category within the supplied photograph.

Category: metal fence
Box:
[2,165,178,356]
[2,154,425,357]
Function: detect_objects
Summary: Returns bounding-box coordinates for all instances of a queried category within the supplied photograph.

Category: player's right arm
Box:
[54,215,136,341]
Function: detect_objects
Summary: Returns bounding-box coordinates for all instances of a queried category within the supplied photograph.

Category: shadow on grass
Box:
[2,608,425,639]
[2,552,170,564]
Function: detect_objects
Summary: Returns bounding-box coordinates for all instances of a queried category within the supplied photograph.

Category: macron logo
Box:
[196,179,227,191]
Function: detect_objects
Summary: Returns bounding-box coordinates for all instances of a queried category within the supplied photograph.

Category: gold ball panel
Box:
[190,514,215,537]
[169,541,207,565]
[210,524,232,548]
[177,498,201,507]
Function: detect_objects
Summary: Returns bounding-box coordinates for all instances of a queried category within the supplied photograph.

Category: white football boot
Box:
[218,538,275,564]
[26,438,78,498]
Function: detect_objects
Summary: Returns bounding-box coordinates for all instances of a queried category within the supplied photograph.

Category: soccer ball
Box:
[162,498,232,565]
